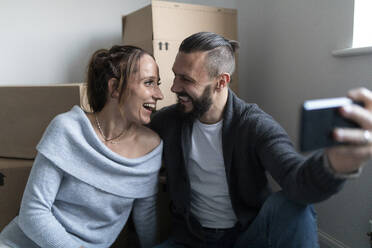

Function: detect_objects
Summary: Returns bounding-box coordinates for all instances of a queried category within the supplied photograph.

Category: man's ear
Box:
[216,73,231,91]
[108,78,120,98]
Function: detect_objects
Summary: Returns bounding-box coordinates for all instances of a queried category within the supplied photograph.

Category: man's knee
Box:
[263,191,317,226]
[265,191,311,211]
[255,191,319,247]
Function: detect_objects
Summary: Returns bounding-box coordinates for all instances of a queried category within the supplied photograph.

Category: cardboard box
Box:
[0,158,33,231]
[0,83,89,159]
[122,0,238,109]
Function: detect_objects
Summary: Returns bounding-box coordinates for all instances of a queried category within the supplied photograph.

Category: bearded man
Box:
[150,32,372,248]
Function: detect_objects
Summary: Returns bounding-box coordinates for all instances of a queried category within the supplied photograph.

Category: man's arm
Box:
[256,87,372,204]
[256,123,345,204]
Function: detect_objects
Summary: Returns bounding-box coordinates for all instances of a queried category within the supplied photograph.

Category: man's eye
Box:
[157,81,161,86]
[181,77,190,82]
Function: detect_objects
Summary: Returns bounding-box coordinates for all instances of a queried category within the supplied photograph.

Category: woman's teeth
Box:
[143,103,156,111]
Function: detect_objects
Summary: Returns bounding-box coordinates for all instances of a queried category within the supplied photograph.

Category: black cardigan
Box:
[150,89,345,234]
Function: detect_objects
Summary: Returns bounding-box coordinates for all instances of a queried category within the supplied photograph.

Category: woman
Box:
[0,45,164,248]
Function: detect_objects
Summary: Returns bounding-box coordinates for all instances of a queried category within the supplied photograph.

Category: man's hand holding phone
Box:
[300,97,362,152]
[300,87,372,175]
[326,88,372,174]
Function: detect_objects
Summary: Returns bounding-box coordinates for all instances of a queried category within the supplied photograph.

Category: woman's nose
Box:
[154,86,164,100]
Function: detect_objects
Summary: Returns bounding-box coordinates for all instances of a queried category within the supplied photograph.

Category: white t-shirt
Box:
[187,119,237,228]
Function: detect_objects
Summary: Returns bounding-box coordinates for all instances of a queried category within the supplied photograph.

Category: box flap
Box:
[152,1,237,41]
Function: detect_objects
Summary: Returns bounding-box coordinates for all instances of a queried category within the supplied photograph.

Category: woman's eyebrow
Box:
[139,76,160,81]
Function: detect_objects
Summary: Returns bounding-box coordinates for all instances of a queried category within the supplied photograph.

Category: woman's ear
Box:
[216,73,231,91]
[108,78,120,98]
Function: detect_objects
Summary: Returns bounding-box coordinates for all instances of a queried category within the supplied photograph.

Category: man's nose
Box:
[171,78,181,93]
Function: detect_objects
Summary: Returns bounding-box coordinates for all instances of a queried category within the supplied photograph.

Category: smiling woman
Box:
[0,45,164,248]
[86,46,164,156]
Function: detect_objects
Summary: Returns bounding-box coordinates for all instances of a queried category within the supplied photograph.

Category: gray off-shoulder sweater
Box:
[0,106,163,248]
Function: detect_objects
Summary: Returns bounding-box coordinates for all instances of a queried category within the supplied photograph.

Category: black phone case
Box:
[299,101,360,152]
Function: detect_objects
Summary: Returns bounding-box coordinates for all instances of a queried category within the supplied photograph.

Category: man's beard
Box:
[176,85,213,120]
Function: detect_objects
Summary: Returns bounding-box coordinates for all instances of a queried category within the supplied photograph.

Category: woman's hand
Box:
[327,87,372,173]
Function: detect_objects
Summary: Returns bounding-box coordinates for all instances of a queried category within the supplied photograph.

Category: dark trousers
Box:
[153,191,319,248]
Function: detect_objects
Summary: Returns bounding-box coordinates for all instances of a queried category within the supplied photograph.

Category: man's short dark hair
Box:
[179,32,239,79]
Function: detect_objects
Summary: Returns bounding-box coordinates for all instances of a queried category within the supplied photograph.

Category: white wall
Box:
[0,0,235,86]
[0,0,151,85]
[236,0,372,247]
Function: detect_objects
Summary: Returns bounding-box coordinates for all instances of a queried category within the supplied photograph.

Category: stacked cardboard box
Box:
[0,159,33,230]
[0,83,88,230]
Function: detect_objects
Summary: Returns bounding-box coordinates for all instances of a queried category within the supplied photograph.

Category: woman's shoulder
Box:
[134,126,161,153]
[137,125,162,149]
[50,106,83,127]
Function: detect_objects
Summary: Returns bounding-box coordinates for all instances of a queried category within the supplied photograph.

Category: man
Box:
[151,32,372,247]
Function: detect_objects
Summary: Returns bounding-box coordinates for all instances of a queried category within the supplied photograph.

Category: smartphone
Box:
[299,97,361,152]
